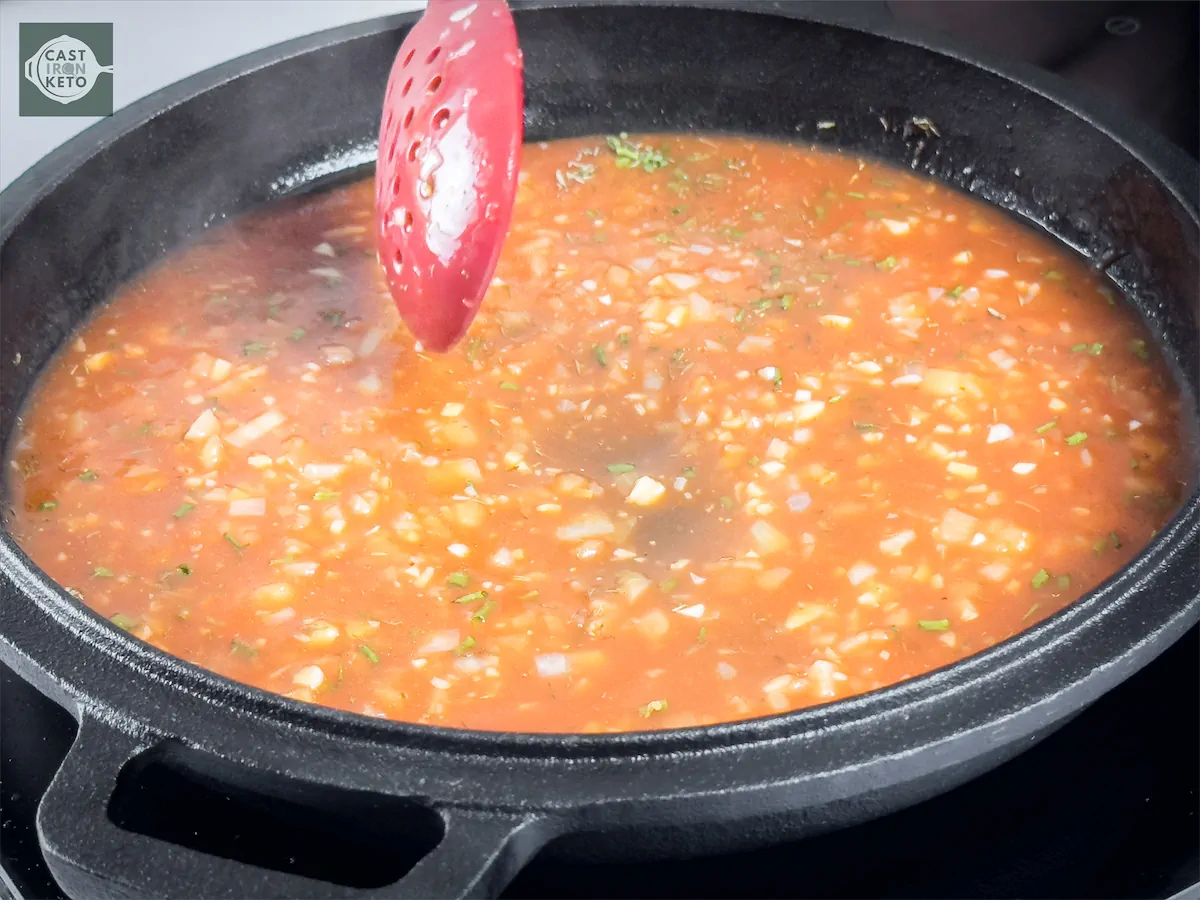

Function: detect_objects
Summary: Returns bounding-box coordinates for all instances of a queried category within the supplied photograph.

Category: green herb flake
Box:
[1056,574,1071,590]
[177,563,193,576]
[607,462,636,474]
[853,421,876,431]
[750,297,772,312]
[110,613,139,631]
[1130,338,1149,360]
[659,576,680,594]
[79,470,99,482]
[1071,343,1088,353]
[1088,342,1104,356]
[638,699,669,718]
[93,566,115,578]
[1109,531,1122,550]
[719,496,734,510]
[288,328,307,341]
[593,344,608,368]
[948,284,965,299]
[471,600,496,623]
[1031,568,1051,589]
[734,307,748,323]
[1023,603,1041,621]
[454,590,489,605]
[682,466,697,479]
[846,191,866,199]
[173,501,196,519]
[1035,419,1058,434]
[697,626,708,645]
[230,638,257,658]
[779,294,794,311]
[359,643,380,664]
[1044,269,1065,281]
[456,636,477,655]
[876,256,898,271]
[223,532,247,551]
[917,619,951,632]
[313,490,339,502]
[1065,431,1088,446]
[242,340,268,357]
[446,572,470,588]
[605,133,669,173]
[499,381,521,392]
[618,332,631,348]
[320,308,345,327]
[38,500,58,511]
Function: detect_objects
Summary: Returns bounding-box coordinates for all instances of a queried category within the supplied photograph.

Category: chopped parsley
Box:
[456,636,477,655]
[79,470,98,482]
[223,532,247,551]
[917,619,950,631]
[499,381,521,391]
[358,643,380,664]
[1065,431,1088,446]
[446,572,470,588]
[454,590,488,605]
[605,133,669,173]
[177,563,193,576]
[607,462,636,474]
[1035,418,1058,434]
[288,327,307,341]
[682,466,697,479]
[1130,338,1149,360]
[875,256,898,271]
[230,638,257,657]
[93,566,115,578]
[1031,568,1051,589]
[313,490,339,501]
[592,344,608,368]
[471,600,496,623]
[38,500,58,511]
[242,340,268,356]
[110,613,139,631]
[173,501,196,519]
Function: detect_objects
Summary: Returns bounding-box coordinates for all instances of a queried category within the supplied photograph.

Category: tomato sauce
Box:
[5,135,1189,732]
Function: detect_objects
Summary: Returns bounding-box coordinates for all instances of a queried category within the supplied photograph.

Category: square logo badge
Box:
[19,23,113,117]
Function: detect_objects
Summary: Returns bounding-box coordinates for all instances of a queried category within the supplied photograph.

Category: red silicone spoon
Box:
[375,0,524,351]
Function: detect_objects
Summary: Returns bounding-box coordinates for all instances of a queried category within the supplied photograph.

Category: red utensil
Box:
[375,0,524,351]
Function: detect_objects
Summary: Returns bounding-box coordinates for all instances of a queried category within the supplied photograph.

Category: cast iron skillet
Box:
[1,3,1197,898]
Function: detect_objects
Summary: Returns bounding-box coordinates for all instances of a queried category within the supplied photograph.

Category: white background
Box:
[0,0,427,191]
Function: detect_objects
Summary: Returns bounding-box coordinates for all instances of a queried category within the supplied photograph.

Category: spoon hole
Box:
[425,46,441,65]
[401,77,413,98]
[403,210,414,233]
[432,108,451,130]
[402,107,414,129]
[387,138,398,163]
[427,74,442,94]
[402,49,415,68]
[408,139,422,164]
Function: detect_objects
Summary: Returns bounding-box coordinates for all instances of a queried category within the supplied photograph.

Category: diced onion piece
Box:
[441,402,465,417]
[987,424,1014,444]
[988,348,1017,371]
[301,462,346,482]
[636,608,670,639]
[673,603,706,618]
[184,409,220,442]
[210,358,233,381]
[251,582,295,609]
[617,571,652,602]
[310,267,342,281]
[737,336,775,354]
[535,653,570,677]
[229,497,266,517]
[705,268,739,283]
[664,272,702,290]
[847,562,877,585]
[293,665,325,689]
[757,567,792,590]
[980,561,1010,582]
[921,369,975,397]
[717,661,738,680]
[626,476,666,506]
[947,461,979,480]
[555,510,615,542]
[750,520,789,555]
[419,630,460,654]
[818,315,853,329]
[226,409,286,448]
[1012,462,1037,475]
[794,401,825,422]
[879,530,915,555]
[787,492,812,513]
[807,659,837,698]
[358,327,387,358]
[786,604,828,630]
[940,508,978,543]
[881,218,910,235]
[321,344,355,365]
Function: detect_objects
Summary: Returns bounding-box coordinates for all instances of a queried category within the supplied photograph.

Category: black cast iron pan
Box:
[1,3,1197,898]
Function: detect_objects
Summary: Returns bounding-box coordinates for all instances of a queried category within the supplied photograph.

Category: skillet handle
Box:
[37,716,552,899]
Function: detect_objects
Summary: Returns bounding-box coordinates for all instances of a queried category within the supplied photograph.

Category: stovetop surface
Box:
[2,2,1198,898]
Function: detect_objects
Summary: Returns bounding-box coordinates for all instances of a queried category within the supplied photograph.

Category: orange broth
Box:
[5,134,1188,732]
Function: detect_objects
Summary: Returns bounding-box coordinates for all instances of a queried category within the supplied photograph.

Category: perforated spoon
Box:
[375,0,524,351]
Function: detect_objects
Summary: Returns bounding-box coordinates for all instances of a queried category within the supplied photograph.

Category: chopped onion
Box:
[184,409,220,442]
[643,371,664,391]
[632,257,656,272]
[787,492,812,513]
[358,327,386,358]
[737,335,775,354]
[356,373,382,395]
[750,520,789,555]
[847,562,877,586]
[555,510,615,542]
[664,272,701,290]
[988,348,1017,371]
[717,661,738,680]
[293,665,325,689]
[419,630,460,654]
[229,497,266,517]
[987,423,1014,444]
[688,243,713,255]
[673,603,705,618]
[535,653,570,677]
[980,562,1010,582]
[1012,462,1037,475]
[704,268,739,283]
[301,462,346,482]
[879,530,915,555]
[320,344,355,365]
[225,409,286,448]
[940,508,977,543]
